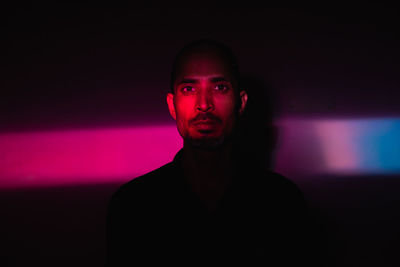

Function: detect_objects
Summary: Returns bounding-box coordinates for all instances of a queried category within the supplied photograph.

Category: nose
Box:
[196,90,214,112]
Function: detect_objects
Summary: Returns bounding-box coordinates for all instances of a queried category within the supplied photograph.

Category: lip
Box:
[192,120,217,131]
[192,120,216,125]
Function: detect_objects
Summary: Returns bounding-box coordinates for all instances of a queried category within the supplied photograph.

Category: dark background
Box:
[1,5,400,266]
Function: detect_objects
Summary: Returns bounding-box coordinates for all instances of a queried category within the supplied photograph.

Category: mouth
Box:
[193,120,216,125]
[190,113,222,126]
[192,120,218,132]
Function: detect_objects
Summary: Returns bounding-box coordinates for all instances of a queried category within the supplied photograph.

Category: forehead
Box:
[175,50,235,81]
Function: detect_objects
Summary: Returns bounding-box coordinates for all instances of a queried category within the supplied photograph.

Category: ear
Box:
[239,90,248,115]
[166,93,176,120]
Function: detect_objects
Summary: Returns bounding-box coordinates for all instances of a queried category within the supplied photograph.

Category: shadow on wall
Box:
[235,74,327,175]
[237,75,342,266]
[235,75,278,171]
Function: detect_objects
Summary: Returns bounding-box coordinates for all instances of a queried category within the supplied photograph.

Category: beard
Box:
[184,129,233,150]
[184,132,228,150]
[179,112,238,150]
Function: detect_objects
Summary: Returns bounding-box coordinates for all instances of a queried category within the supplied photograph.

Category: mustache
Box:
[189,113,222,124]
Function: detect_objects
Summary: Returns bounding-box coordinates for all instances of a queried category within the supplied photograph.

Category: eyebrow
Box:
[210,77,229,83]
[177,76,230,85]
[179,78,197,84]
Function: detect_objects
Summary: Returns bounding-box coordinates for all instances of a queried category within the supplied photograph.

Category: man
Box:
[106,39,310,266]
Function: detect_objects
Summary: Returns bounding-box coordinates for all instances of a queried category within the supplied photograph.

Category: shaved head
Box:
[170,39,240,94]
[167,39,247,150]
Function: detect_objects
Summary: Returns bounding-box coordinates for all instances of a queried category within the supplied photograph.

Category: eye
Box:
[214,84,228,91]
[182,86,195,93]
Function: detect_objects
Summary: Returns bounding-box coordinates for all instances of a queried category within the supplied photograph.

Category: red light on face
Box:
[168,53,239,149]
[192,119,219,133]
[195,122,216,130]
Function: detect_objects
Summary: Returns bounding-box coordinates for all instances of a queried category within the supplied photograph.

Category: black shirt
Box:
[106,150,310,266]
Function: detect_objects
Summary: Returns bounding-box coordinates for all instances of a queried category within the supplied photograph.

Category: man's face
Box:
[167,50,247,149]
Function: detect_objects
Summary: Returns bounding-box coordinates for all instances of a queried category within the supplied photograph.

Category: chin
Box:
[185,135,226,150]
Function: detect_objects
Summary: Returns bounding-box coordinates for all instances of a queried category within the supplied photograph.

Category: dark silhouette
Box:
[106,39,313,266]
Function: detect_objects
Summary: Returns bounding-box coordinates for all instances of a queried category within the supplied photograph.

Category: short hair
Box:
[170,39,240,93]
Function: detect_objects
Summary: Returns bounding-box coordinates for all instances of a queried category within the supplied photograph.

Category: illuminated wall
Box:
[2,118,400,189]
[2,5,399,267]
[275,118,400,177]
[0,126,181,188]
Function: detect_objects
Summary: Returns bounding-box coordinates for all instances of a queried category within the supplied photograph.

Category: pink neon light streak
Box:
[2,118,397,189]
[314,120,359,172]
[0,126,182,188]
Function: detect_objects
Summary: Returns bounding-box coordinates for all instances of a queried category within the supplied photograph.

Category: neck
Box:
[182,140,234,177]
[181,140,235,208]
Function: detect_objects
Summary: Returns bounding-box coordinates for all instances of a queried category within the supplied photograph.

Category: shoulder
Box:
[250,170,306,207]
[265,172,303,195]
[110,162,176,204]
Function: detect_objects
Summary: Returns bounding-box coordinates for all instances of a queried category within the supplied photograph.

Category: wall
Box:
[1,5,399,266]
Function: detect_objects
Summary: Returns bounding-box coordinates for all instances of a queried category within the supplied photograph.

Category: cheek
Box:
[175,98,195,128]
[177,101,194,116]
[175,94,197,114]
[215,97,237,118]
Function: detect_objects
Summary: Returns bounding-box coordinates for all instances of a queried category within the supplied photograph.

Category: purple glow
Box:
[274,118,400,177]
